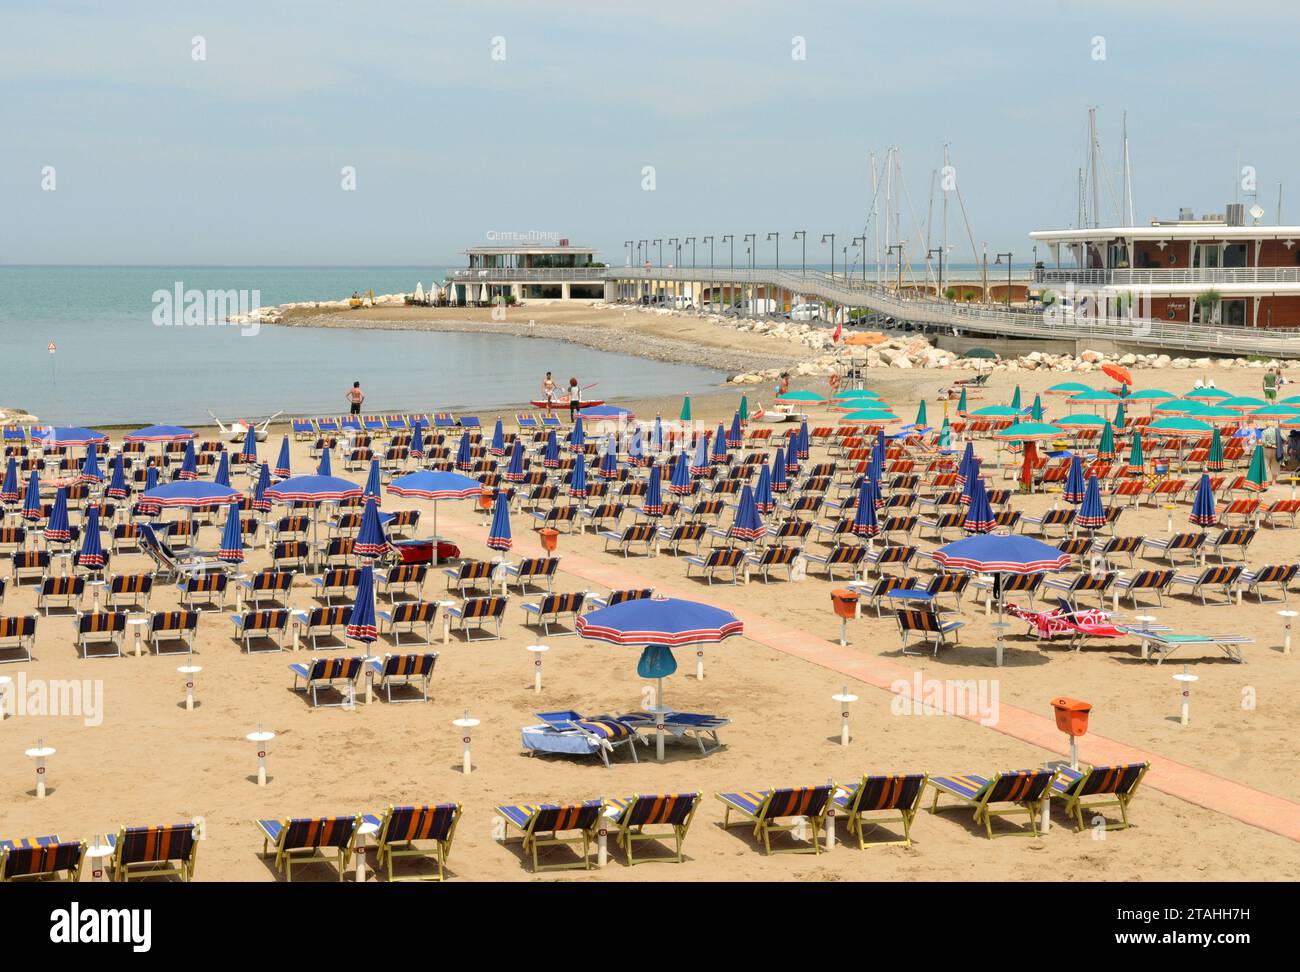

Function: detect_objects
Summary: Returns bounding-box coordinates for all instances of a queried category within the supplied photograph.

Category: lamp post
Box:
[821,233,836,278]
[793,230,807,275]
[743,233,756,269]
[686,236,696,268]
[887,243,905,295]
[623,240,633,268]
[928,246,946,298]
[667,237,679,267]
[852,236,867,282]
[654,238,663,265]
[767,231,780,270]
[994,252,1013,305]
[703,235,714,269]
[722,234,734,270]
[638,240,647,265]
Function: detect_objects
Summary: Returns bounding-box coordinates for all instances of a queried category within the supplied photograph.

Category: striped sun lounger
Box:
[365,803,461,881]
[832,773,929,849]
[715,785,834,855]
[927,769,1056,839]
[1049,762,1149,832]
[494,800,605,872]
[605,793,701,866]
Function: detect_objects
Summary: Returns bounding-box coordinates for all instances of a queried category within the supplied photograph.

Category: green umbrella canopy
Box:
[1253,404,1300,419]
[963,347,998,360]
[994,422,1066,441]
[776,390,828,403]
[833,389,882,400]
[970,405,1021,417]
[1126,388,1177,401]
[738,395,749,421]
[1045,382,1094,395]
[680,396,692,422]
[1030,394,1044,421]
[840,408,899,423]
[1184,387,1232,401]
[1153,398,1208,415]
[1054,413,1108,428]
[1147,416,1215,435]
[1219,395,1270,410]
[1279,395,1300,406]
[1070,389,1122,403]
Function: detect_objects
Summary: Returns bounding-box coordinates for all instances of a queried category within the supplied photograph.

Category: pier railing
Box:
[1035,267,1300,287]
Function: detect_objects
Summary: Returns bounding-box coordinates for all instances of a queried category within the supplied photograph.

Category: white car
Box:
[788,302,824,322]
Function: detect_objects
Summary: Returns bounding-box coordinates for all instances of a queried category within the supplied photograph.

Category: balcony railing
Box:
[447,267,606,281]
[1035,267,1300,287]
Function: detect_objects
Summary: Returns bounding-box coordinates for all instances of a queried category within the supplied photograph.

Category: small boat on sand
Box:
[529,399,605,410]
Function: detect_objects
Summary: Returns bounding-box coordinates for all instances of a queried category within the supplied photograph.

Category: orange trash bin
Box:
[1050,697,1092,737]
[539,528,559,555]
[830,589,859,619]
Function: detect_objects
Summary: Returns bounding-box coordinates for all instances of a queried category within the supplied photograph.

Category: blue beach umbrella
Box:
[580,404,635,421]
[218,503,245,564]
[784,437,800,477]
[346,564,378,644]
[932,534,1071,574]
[21,470,41,521]
[455,432,474,470]
[690,435,711,476]
[626,427,645,467]
[542,429,560,469]
[355,496,390,558]
[569,453,588,499]
[726,412,743,449]
[504,440,526,482]
[106,455,129,500]
[317,448,333,477]
[386,469,481,567]
[124,425,195,444]
[599,435,620,478]
[668,452,693,496]
[262,475,359,504]
[410,425,425,461]
[642,463,664,516]
[569,417,586,451]
[143,480,243,509]
[43,427,108,449]
[252,463,272,512]
[770,447,789,493]
[729,485,766,542]
[214,452,231,488]
[177,440,198,480]
[274,436,292,478]
[956,442,976,488]
[960,457,984,505]
[75,504,105,569]
[79,444,103,484]
[489,419,506,457]
[45,487,72,543]
[710,424,728,464]
[796,420,811,460]
[1,457,19,503]
[851,476,880,538]
[869,433,884,484]
[1189,474,1218,527]
[364,459,382,501]
[754,462,774,514]
[238,425,258,464]
[1076,475,1106,529]
[1063,454,1086,504]
[486,492,513,552]
[962,477,995,534]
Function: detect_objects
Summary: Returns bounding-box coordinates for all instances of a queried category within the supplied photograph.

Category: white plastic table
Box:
[178,665,202,711]
[526,645,549,693]
[25,741,56,799]
[453,713,479,774]
[125,616,150,657]
[84,842,114,882]
[354,820,379,882]
[246,729,275,786]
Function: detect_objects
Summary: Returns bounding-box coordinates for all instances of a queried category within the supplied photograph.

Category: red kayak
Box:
[529,399,605,410]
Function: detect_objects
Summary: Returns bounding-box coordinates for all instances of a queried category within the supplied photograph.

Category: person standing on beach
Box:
[346,380,365,415]
[541,371,557,406]
[1264,367,1278,403]
[568,377,581,421]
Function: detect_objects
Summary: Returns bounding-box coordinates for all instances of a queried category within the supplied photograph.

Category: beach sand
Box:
[2,365,1298,882]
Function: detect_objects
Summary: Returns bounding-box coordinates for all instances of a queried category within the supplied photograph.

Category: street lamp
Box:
[637,240,647,265]
[686,236,696,268]
[654,238,663,265]
[667,237,678,267]
[767,231,780,271]
[821,233,836,278]
[887,243,905,295]
[994,252,1013,306]
[722,234,734,270]
[743,233,756,269]
[852,236,867,282]
[624,240,633,267]
[928,246,946,298]
[703,235,714,269]
[793,230,807,275]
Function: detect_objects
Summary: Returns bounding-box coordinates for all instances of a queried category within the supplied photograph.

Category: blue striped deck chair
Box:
[927,769,1057,839]
[1092,534,1143,569]
[0,526,26,556]
[370,651,438,702]
[745,544,800,582]
[521,591,585,636]
[408,413,431,430]
[337,415,361,434]
[383,414,408,433]
[1043,570,1117,610]
[320,537,355,569]
[385,508,420,538]
[106,573,152,612]
[531,504,577,533]
[656,522,707,557]
[501,556,557,593]
[540,414,562,428]
[1115,568,1175,607]
[240,569,294,609]
[494,800,605,872]
[526,710,641,767]
[378,562,428,601]
[295,605,350,651]
[433,412,456,429]
[361,414,384,434]
[833,773,929,849]
[75,610,126,659]
[271,540,309,573]
[148,610,199,656]
[443,559,496,596]
[920,512,965,542]
[292,418,316,440]
[12,550,50,585]
[458,415,481,429]
[378,601,439,646]
[231,608,289,653]
[364,803,461,881]
[601,523,656,557]
[806,544,868,580]
[1208,526,1255,563]
[310,567,359,606]
[977,570,1043,609]
[1,426,26,445]
[617,711,729,754]
[715,785,834,855]
[517,413,539,432]
[256,815,360,882]
[606,793,701,865]
[177,571,228,610]
[1049,762,1150,832]
[773,519,813,545]
[1139,532,1205,566]
[39,576,85,615]
[0,837,86,882]
[109,823,198,881]
[110,522,142,554]
[684,546,745,584]
[0,615,37,663]
[1241,563,1298,604]
[1171,564,1243,606]
[446,595,507,641]
[1054,537,1093,564]
[317,417,341,435]
[343,449,372,472]
[895,607,964,657]
[585,586,655,611]
[289,655,364,706]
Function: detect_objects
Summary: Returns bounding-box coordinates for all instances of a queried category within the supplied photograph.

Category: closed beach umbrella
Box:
[956,442,976,488]
[252,463,272,512]
[680,396,692,422]
[274,436,292,478]
[726,412,743,449]
[21,470,41,521]
[355,496,390,559]
[1010,386,1022,411]
[239,425,258,464]
[1244,444,1270,493]
[1063,454,1086,504]
[139,466,161,514]
[542,430,560,469]
[1077,475,1106,529]
[75,504,105,569]
[1113,402,1127,429]
[1190,474,1218,527]
[870,431,885,483]
[690,435,710,476]
[570,417,586,450]
[489,419,505,457]
[957,387,969,415]
[1019,441,1039,492]
[915,400,928,428]
[669,451,693,496]
[770,447,789,493]
[410,425,425,461]
[851,477,880,538]
[214,452,231,487]
[796,420,811,460]
[738,396,749,422]
[1030,394,1044,421]
[626,427,645,467]
[106,455,129,500]
[1097,421,1116,460]
[963,477,995,534]
[79,444,103,484]
[486,491,512,552]
[710,425,728,464]
[455,432,474,470]
[317,448,333,477]
[643,463,664,515]
[45,487,71,543]
[1126,434,1145,475]
[1,457,19,503]
[754,462,774,514]
[346,564,378,644]
[569,453,588,499]
[729,485,766,542]
[177,440,198,480]
[599,436,620,478]
[504,440,526,482]
[1207,428,1225,471]
[575,597,743,760]
[939,417,952,449]
[364,459,382,501]
[218,503,245,564]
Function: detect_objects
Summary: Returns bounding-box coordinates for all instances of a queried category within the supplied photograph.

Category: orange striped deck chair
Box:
[0,614,37,662]
[370,650,439,701]
[1049,761,1149,832]
[494,800,605,872]
[927,769,1056,839]
[0,838,86,882]
[446,595,507,640]
[111,823,198,881]
[256,815,360,881]
[148,609,199,655]
[715,785,834,855]
[833,773,929,849]
[369,803,461,881]
[608,793,701,865]
[108,573,152,611]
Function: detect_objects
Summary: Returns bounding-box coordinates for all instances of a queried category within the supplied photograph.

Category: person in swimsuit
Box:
[541,371,557,406]
[346,381,365,415]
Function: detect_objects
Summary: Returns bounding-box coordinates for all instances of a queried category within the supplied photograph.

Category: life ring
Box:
[828,373,841,391]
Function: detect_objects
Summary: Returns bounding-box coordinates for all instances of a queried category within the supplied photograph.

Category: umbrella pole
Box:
[656,676,666,762]
[432,501,439,568]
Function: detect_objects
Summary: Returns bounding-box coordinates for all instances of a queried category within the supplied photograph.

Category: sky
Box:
[4,0,1299,268]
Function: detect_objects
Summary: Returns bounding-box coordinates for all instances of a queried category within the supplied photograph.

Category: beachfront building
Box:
[1031,207,1300,330]
[444,240,605,304]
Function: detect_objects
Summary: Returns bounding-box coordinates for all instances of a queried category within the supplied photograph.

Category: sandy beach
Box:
[2,341,1299,882]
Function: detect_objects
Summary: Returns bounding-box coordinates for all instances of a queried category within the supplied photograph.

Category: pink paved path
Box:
[440,508,1300,842]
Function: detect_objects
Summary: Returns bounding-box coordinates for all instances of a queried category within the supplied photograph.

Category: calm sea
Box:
[0,266,726,426]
